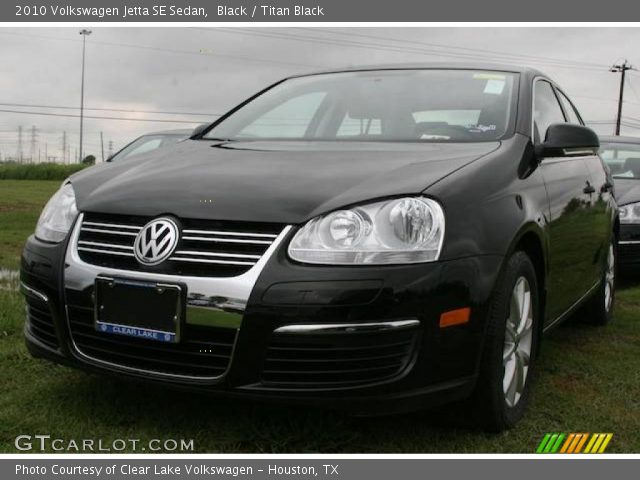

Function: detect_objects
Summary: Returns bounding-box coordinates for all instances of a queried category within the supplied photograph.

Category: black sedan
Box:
[600,135,640,269]
[21,65,617,431]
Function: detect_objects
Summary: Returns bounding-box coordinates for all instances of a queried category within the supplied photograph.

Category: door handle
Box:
[583,182,596,194]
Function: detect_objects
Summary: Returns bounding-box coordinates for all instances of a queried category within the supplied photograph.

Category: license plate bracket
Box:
[94,276,182,343]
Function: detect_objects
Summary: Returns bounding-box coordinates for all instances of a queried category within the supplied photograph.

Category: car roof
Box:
[599,135,640,145]
[290,62,547,78]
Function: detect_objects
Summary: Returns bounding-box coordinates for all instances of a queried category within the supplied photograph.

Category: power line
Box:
[203,28,609,73]
[626,75,640,103]
[0,30,322,70]
[300,28,608,70]
[0,108,206,124]
[0,102,221,118]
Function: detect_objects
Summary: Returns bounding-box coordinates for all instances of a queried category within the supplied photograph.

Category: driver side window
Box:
[533,81,566,143]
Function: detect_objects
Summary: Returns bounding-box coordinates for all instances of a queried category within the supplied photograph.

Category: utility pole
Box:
[78,29,92,163]
[611,60,634,136]
[100,131,105,162]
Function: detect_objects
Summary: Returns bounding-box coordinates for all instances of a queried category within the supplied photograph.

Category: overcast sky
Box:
[1,27,640,162]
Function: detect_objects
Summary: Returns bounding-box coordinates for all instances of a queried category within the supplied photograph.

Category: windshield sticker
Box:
[468,124,498,133]
[420,134,451,140]
[484,79,506,95]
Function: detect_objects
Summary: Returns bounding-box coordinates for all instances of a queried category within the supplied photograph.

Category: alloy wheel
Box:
[503,276,534,408]
[604,243,615,312]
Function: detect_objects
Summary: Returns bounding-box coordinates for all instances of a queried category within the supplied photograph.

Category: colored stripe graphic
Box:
[550,434,566,453]
[574,433,589,453]
[537,433,613,454]
[598,434,613,453]
[560,433,576,453]
[536,433,552,453]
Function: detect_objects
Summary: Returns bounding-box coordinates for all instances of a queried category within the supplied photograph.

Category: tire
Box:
[583,237,616,326]
[471,251,540,432]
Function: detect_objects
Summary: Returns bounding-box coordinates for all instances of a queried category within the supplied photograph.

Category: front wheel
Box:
[471,251,540,432]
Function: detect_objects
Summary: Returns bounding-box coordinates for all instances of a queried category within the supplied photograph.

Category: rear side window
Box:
[533,81,566,143]
[557,91,583,125]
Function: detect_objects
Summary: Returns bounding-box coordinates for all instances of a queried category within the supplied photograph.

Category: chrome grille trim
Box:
[78,247,135,257]
[83,221,142,231]
[182,229,278,238]
[80,227,138,236]
[172,250,261,259]
[78,240,134,251]
[169,257,256,266]
[180,236,273,245]
[76,214,285,275]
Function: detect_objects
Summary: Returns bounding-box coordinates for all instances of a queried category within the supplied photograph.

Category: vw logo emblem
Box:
[133,217,179,266]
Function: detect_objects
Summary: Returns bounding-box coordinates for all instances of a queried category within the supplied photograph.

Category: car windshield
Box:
[600,142,640,179]
[111,133,185,161]
[203,69,518,143]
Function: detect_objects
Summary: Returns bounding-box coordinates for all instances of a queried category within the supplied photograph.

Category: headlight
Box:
[620,202,640,224]
[288,197,445,265]
[35,183,79,243]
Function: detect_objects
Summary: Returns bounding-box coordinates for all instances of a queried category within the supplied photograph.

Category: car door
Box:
[556,88,614,287]
[533,79,596,324]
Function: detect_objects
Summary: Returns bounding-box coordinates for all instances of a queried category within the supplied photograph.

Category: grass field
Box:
[0,179,638,453]
[0,163,87,181]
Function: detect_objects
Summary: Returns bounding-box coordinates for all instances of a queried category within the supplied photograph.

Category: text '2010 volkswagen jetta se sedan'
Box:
[21,65,617,431]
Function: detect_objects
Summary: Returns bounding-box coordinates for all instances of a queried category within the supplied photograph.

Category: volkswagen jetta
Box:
[21,65,617,430]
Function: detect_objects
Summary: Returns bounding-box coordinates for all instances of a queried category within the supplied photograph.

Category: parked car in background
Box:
[22,64,617,431]
[108,129,192,162]
[600,135,640,270]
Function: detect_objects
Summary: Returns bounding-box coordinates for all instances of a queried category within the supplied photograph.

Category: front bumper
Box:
[20,219,503,413]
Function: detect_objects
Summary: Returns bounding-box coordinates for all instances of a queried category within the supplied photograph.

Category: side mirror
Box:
[191,123,209,138]
[538,123,600,159]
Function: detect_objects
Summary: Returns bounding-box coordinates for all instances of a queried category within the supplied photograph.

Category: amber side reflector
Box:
[439,307,471,328]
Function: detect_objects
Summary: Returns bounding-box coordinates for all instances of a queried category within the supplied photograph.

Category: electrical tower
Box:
[29,126,37,164]
[61,131,68,164]
[107,140,114,158]
[16,126,24,163]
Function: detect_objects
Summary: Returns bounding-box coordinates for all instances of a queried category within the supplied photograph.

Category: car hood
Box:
[71,140,499,224]
[614,177,640,206]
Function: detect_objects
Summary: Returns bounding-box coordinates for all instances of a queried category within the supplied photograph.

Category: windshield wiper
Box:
[202,137,235,142]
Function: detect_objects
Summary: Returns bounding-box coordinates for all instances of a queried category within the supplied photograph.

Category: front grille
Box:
[67,302,236,378]
[261,327,419,388]
[26,301,59,350]
[76,213,284,277]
